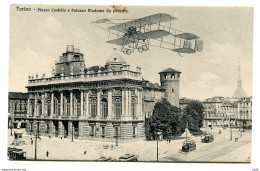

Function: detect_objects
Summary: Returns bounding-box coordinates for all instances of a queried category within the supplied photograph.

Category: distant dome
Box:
[106,53,126,65]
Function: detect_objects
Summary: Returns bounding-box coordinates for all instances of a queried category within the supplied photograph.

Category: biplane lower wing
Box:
[174,33,199,40]
[106,30,171,46]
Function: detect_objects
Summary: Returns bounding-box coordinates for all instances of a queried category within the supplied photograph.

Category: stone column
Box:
[137,90,140,117]
[80,90,83,116]
[97,89,101,118]
[125,88,129,116]
[70,90,73,116]
[122,89,125,116]
[128,89,132,116]
[60,90,63,116]
[34,93,37,116]
[41,94,45,116]
[68,121,73,138]
[139,90,143,118]
[58,121,64,138]
[108,89,112,119]
[27,95,30,116]
[85,90,89,117]
[51,91,54,117]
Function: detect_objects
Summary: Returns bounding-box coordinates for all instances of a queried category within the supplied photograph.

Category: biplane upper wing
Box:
[106,30,171,45]
[107,13,176,33]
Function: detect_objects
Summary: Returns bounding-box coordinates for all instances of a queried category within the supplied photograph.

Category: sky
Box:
[9,5,253,100]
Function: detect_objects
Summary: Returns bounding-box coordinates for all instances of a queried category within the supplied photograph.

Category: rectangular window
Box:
[133,127,136,138]
[90,126,95,136]
[101,127,105,138]
[114,127,119,137]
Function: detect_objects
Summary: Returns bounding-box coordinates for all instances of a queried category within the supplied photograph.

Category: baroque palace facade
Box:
[25,45,181,141]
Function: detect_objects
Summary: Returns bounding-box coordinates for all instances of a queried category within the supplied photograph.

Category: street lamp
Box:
[116,128,119,146]
[156,130,162,162]
[226,113,233,141]
[10,117,13,136]
[71,124,74,142]
[35,121,40,160]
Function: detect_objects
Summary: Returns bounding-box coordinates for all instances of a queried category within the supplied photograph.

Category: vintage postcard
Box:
[8,4,253,162]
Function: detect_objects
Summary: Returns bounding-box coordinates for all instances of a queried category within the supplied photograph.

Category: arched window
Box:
[114,97,122,119]
[89,98,97,118]
[101,98,108,118]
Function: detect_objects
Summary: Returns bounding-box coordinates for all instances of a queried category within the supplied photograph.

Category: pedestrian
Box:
[169,138,171,143]
[84,151,87,155]
[31,139,33,145]
[61,136,63,140]
[46,150,49,157]
[49,135,51,139]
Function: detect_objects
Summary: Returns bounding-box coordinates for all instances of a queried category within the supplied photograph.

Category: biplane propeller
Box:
[92,13,203,56]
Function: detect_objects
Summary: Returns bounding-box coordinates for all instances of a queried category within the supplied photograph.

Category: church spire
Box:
[233,60,246,98]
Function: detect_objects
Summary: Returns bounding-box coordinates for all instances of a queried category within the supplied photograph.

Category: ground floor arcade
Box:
[25,119,145,142]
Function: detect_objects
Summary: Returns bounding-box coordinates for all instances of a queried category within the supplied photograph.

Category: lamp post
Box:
[116,128,119,146]
[71,124,74,142]
[226,113,233,141]
[10,118,13,136]
[35,121,40,160]
[156,130,161,162]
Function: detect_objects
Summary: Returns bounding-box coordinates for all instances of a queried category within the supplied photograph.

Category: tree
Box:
[182,100,204,133]
[150,98,182,139]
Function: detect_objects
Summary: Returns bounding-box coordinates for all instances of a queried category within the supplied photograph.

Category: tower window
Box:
[171,74,175,79]
[114,58,117,61]
[164,74,167,79]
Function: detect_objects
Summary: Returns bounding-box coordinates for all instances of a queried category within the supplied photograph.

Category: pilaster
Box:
[60,90,63,116]
[58,121,64,137]
[70,90,73,116]
[51,91,54,117]
[107,89,112,119]
[80,90,83,116]
[85,90,89,117]
[97,89,101,118]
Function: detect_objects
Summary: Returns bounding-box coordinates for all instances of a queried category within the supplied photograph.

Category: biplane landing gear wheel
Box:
[138,46,144,53]
[123,48,128,54]
[142,45,148,51]
[123,48,132,55]
[126,49,132,55]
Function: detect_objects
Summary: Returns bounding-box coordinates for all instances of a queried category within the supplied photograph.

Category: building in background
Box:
[202,96,252,128]
[21,45,181,142]
[8,92,28,129]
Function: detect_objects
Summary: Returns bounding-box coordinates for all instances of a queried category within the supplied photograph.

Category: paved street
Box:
[8,127,251,162]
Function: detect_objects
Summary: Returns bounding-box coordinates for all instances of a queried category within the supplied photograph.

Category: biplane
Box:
[92,13,203,56]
